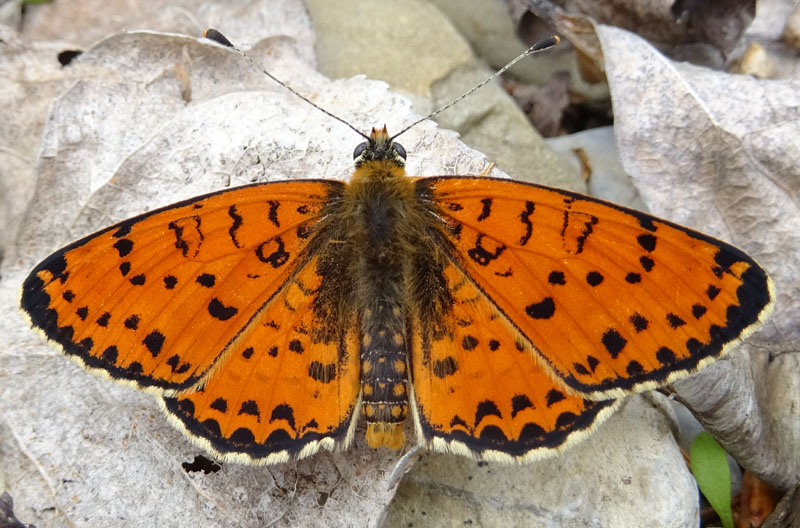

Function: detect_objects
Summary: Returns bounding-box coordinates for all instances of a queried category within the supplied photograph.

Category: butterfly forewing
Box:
[20,180,343,394]
[420,176,773,400]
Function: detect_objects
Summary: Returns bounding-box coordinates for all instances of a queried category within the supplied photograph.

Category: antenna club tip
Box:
[204,28,234,48]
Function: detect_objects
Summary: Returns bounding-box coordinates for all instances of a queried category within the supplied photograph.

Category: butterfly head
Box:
[353,126,407,168]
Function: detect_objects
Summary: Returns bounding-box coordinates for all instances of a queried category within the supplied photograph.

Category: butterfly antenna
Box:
[390,35,560,141]
[203,29,370,141]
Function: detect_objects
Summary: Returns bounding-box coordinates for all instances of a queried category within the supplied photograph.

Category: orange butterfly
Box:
[19,34,773,466]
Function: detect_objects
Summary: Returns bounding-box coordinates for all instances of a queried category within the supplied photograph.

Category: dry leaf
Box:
[597,23,800,492]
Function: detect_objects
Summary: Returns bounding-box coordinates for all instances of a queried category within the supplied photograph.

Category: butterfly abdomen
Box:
[360,301,409,450]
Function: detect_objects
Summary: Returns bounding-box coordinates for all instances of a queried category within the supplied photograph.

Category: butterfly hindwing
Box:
[161,255,362,464]
[410,260,619,461]
[20,180,343,394]
[419,176,773,400]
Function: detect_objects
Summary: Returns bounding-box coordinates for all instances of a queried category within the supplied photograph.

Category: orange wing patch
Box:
[420,176,774,400]
[162,256,361,464]
[20,180,343,395]
[410,261,619,462]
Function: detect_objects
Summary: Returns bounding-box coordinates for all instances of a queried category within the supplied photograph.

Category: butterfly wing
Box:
[20,180,343,394]
[417,176,773,400]
[161,254,361,464]
[410,260,619,461]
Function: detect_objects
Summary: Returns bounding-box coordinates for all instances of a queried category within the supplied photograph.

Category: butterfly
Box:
[19,32,774,466]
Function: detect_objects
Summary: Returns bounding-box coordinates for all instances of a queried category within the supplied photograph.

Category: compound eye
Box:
[353,142,368,159]
[392,142,407,161]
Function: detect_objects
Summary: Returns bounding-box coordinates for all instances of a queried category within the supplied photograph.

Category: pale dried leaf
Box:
[597,23,800,491]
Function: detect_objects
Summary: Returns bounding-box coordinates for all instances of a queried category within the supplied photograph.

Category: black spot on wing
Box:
[124,314,140,330]
[308,361,336,383]
[545,389,565,407]
[626,361,644,376]
[210,398,228,413]
[77,337,93,353]
[555,412,579,430]
[692,304,707,319]
[474,400,502,427]
[230,428,256,445]
[586,271,603,286]
[638,217,657,232]
[479,425,508,443]
[667,313,686,329]
[562,209,598,255]
[477,198,492,221]
[525,297,555,320]
[238,400,260,418]
[706,284,721,300]
[270,404,295,429]
[467,234,506,266]
[256,237,289,268]
[228,205,243,248]
[625,272,641,284]
[169,220,189,257]
[96,312,111,327]
[113,238,134,257]
[637,234,656,252]
[629,313,649,333]
[601,329,626,359]
[196,273,216,288]
[518,422,547,442]
[656,347,676,364]
[208,298,238,321]
[113,221,135,238]
[166,354,191,374]
[461,335,478,350]
[433,357,458,378]
[101,346,118,363]
[267,200,280,227]
[143,330,165,357]
[511,395,534,418]
[713,248,738,276]
[586,355,599,372]
[548,271,566,285]
[518,201,535,246]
